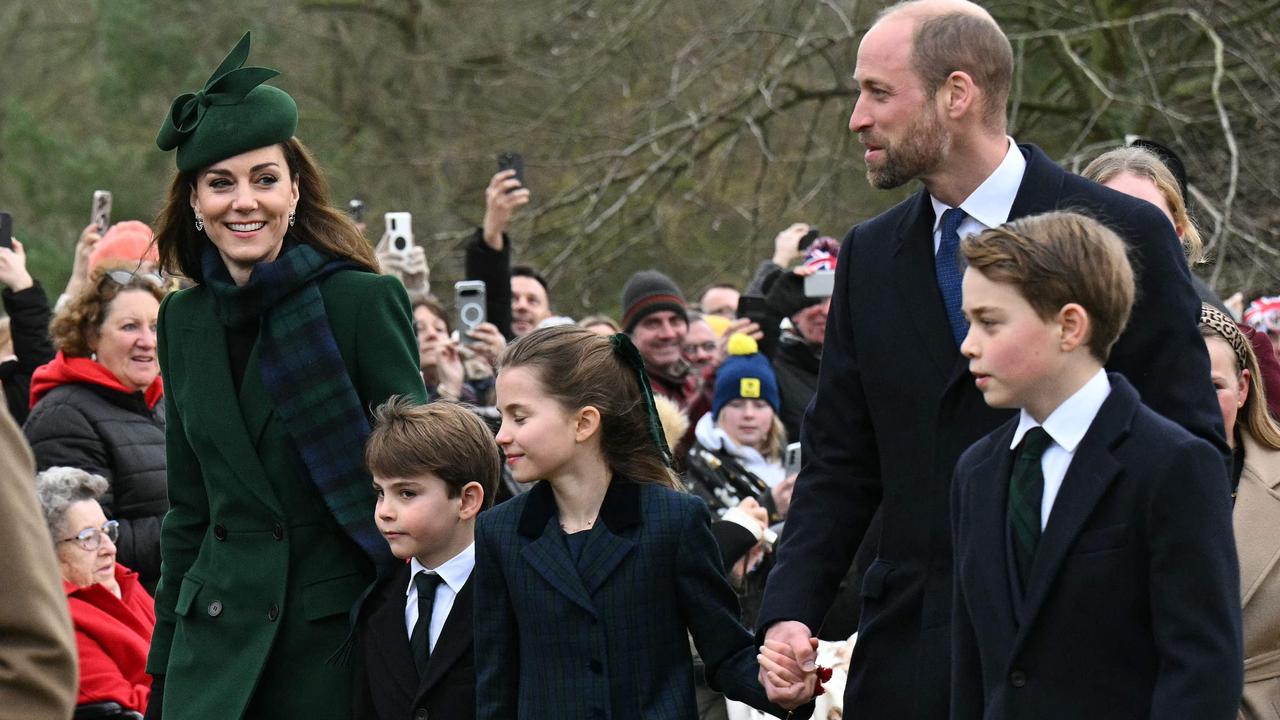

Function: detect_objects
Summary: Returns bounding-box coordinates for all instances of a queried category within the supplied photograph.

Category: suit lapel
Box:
[1015,381,1133,636]
[419,576,474,697]
[175,298,281,513]
[967,428,1019,634]
[1236,434,1280,607]
[369,565,419,701]
[891,191,958,380]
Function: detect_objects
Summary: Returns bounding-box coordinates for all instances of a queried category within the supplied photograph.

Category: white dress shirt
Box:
[929,137,1027,255]
[404,542,475,651]
[1009,370,1112,530]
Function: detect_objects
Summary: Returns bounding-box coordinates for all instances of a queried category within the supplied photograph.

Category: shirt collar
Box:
[1010,369,1111,452]
[930,137,1026,234]
[406,541,476,597]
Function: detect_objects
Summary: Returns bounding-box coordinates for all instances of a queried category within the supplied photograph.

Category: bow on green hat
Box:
[156,32,298,173]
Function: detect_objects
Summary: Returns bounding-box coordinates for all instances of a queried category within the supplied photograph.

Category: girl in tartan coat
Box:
[474,325,814,720]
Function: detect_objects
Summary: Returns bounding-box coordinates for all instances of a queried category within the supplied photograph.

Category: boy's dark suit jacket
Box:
[950,374,1242,720]
[355,562,475,720]
[756,143,1227,720]
[474,479,792,720]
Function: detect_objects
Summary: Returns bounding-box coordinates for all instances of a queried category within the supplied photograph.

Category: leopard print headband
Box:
[1199,303,1251,373]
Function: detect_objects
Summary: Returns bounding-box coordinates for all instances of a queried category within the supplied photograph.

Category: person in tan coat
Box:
[0,404,77,718]
[1200,304,1280,719]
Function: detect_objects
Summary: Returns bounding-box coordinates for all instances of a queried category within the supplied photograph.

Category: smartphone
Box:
[737,294,779,360]
[348,198,366,223]
[804,270,835,298]
[0,212,12,250]
[455,280,487,344]
[383,212,413,257]
[784,442,802,476]
[497,152,524,190]
[797,227,820,252]
[91,190,112,233]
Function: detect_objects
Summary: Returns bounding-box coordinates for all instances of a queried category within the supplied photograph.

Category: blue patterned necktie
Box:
[936,207,969,346]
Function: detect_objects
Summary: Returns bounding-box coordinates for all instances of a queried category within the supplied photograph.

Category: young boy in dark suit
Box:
[355,398,499,720]
[950,211,1242,720]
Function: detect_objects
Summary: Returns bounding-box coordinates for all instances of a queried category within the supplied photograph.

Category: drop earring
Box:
[288,211,296,227]
[195,216,205,232]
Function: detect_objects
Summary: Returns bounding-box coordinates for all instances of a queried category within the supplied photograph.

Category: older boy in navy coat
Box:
[949,212,1242,719]
[354,399,500,720]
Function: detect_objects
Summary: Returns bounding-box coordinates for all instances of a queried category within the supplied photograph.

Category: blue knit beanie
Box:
[713,335,781,418]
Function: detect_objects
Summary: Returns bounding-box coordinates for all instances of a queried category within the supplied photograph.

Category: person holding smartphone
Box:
[145,33,426,720]
[0,230,55,424]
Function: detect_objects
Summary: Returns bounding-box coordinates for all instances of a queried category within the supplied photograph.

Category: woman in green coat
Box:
[143,33,426,719]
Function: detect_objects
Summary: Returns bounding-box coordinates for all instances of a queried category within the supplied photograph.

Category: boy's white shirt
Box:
[1009,369,1111,530]
[404,541,475,650]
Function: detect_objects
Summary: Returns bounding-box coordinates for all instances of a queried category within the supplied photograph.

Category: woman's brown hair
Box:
[50,264,167,357]
[153,137,378,283]
[497,325,681,490]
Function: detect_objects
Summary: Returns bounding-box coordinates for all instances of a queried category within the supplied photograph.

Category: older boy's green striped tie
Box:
[1009,427,1053,592]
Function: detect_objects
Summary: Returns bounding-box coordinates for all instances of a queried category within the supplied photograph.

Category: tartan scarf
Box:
[203,241,393,570]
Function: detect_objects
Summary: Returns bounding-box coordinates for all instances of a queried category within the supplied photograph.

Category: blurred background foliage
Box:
[1,0,1276,317]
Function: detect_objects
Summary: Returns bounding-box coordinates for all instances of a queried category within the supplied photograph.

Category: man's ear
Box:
[575,405,603,444]
[940,70,977,121]
[1057,303,1090,352]
[458,481,485,520]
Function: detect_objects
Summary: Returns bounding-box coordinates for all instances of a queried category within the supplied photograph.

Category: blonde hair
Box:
[1198,312,1280,451]
[962,211,1135,364]
[1081,146,1204,264]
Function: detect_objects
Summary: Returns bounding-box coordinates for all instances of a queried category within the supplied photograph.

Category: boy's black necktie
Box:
[1009,427,1053,592]
[409,571,444,677]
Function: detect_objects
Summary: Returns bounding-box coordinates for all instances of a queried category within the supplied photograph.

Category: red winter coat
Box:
[65,563,155,712]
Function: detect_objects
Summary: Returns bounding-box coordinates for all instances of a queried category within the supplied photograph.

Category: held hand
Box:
[758,632,819,709]
[0,239,33,292]
[482,170,531,250]
[736,496,769,530]
[772,223,811,268]
[465,322,507,368]
[436,340,467,401]
[67,223,102,298]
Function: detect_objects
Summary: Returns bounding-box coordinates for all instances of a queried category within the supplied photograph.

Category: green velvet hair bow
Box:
[610,333,675,469]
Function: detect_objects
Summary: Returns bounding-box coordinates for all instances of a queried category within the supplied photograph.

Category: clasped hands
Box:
[758,620,821,710]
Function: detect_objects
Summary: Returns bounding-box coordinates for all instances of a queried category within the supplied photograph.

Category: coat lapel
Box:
[1007,144,1067,222]
[891,191,958,380]
[175,297,281,513]
[967,427,1020,635]
[419,576,474,697]
[577,482,641,595]
[1235,434,1280,607]
[368,564,420,701]
[1015,378,1133,637]
[518,482,597,616]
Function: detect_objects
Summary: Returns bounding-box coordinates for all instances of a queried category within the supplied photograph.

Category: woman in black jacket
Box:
[0,238,55,424]
[23,266,166,590]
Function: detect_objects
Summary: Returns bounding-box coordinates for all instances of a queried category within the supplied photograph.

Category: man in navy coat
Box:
[755,1,1228,717]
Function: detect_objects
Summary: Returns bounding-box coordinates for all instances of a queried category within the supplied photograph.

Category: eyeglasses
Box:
[682,341,718,355]
[58,520,119,551]
[99,269,165,290]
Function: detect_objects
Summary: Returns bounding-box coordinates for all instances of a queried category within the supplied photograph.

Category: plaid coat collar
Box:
[516,479,644,617]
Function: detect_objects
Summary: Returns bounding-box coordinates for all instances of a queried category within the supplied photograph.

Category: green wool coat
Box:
[146,270,427,720]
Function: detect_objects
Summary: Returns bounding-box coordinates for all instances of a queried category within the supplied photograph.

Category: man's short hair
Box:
[961,211,1135,363]
[511,265,549,293]
[365,397,499,509]
[878,2,1013,128]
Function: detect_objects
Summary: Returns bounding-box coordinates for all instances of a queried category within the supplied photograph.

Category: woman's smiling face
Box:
[190,144,299,285]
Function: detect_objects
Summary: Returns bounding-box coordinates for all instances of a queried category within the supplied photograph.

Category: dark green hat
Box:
[156,32,298,173]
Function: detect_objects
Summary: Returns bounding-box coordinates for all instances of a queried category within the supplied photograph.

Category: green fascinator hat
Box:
[156,32,298,173]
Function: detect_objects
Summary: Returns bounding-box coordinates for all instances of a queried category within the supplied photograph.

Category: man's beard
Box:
[865,105,949,190]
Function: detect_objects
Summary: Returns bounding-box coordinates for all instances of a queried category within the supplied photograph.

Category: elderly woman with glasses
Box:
[36,466,156,714]
[23,265,167,590]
